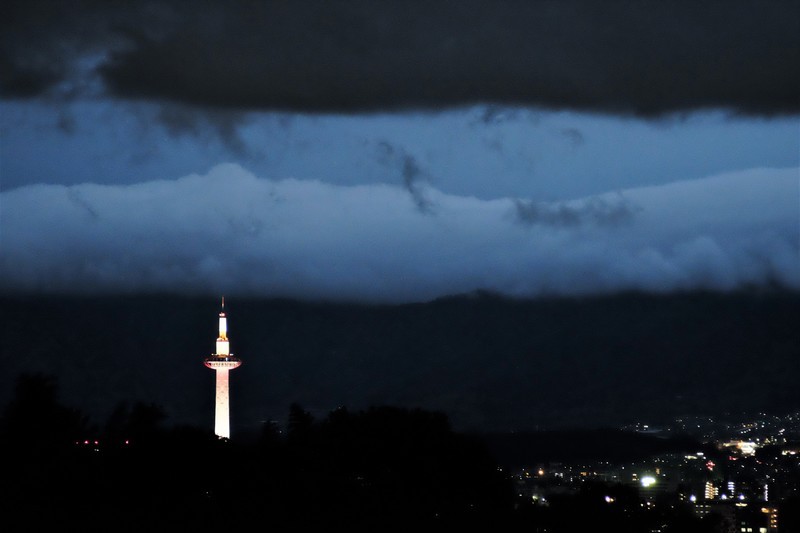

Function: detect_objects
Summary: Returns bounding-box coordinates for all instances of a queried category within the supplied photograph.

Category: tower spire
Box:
[218,299,228,345]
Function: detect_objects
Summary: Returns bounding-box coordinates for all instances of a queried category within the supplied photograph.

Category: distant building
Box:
[722,440,758,457]
[693,501,777,533]
[705,481,719,500]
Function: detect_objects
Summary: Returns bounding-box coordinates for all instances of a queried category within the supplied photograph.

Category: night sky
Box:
[1,1,798,431]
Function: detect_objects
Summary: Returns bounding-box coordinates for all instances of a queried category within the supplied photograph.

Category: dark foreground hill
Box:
[0,290,797,432]
[3,375,796,533]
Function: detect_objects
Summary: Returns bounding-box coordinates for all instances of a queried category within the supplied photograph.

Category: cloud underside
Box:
[1,165,797,301]
[3,0,799,115]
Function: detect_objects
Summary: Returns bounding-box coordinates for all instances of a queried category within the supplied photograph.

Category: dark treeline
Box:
[0,373,510,532]
[0,373,780,532]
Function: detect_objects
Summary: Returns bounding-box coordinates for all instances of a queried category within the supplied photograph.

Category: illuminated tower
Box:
[204,298,242,439]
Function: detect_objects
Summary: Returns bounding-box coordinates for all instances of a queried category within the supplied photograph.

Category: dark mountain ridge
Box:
[1,289,797,432]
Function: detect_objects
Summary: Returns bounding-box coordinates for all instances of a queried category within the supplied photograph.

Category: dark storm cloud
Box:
[474,106,538,126]
[0,54,60,98]
[66,188,99,220]
[1,0,132,98]
[156,105,250,155]
[3,0,798,116]
[559,128,585,147]
[514,195,638,228]
[376,141,435,214]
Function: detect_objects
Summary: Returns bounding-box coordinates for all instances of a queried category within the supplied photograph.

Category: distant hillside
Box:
[0,290,798,432]
[478,429,708,469]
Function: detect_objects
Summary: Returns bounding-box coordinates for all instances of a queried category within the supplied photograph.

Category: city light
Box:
[640,476,656,488]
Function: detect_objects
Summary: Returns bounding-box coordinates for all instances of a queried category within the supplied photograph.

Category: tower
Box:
[204,297,242,439]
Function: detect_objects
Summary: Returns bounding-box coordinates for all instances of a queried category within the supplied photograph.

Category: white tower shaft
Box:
[214,368,231,439]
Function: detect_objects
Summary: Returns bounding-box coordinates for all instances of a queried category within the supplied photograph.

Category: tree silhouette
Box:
[275,405,514,530]
[0,372,88,451]
[287,402,314,442]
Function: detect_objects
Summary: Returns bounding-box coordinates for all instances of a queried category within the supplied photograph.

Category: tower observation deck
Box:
[204,297,242,439]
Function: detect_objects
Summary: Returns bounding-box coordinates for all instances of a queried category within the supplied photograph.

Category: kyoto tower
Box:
[204,297,242,439]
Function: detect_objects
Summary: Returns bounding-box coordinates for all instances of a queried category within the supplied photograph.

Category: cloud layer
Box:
[1,164,797,301]
[3,0,799,115]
